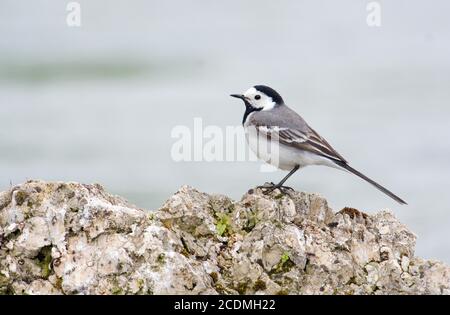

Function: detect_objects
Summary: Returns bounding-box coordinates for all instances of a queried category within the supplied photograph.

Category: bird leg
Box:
[257,165,300,195]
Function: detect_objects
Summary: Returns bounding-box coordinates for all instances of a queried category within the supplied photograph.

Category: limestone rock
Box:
[0,180,448,295]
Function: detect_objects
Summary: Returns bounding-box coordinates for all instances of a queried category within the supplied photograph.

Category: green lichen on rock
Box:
[235,280,250,294]
[34,245,53,279]
[216,213,232,236]
[243,211,257,232]
[54,277,63,291]
[253,279,267,291]
[274,193,284,200]
[157,253,166,265]
[272,251,294,274]
[209,272,219,283]
[280,252,289,264]
[137,279,145,290]
[0,273,11,295]
[111,286,123,295]
[14,190,28,206]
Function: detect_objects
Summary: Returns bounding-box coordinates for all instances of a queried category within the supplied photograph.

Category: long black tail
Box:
[336,162,407,205]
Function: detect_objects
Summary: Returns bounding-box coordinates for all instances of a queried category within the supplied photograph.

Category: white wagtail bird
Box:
[231,85,407,204]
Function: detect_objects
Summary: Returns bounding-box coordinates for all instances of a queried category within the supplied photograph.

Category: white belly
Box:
[245,129,338,171]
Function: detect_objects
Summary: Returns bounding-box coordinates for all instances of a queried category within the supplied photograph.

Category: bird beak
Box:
[230,94,246,100]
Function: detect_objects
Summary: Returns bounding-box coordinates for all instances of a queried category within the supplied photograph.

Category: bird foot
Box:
[257,182,294,195]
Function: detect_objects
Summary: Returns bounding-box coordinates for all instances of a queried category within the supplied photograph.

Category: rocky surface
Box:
[0,180,449,295]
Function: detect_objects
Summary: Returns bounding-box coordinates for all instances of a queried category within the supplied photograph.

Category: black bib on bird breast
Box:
[242,103,262,125]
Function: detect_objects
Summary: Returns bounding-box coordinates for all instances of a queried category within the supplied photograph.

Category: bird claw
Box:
[257,182,275,190]
[257,182,294,196]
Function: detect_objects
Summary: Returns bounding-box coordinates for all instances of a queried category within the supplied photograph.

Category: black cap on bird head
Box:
[253,85,284,104]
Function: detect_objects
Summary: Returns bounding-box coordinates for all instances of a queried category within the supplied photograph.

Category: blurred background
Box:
[1,0,449,262]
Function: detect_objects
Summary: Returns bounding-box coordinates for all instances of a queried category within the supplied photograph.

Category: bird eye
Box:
[255,95,261,100]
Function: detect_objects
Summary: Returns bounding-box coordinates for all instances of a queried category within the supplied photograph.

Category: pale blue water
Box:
[1,0,450,263]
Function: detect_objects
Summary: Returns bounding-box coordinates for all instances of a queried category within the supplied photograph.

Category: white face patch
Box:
[243,87,276,111]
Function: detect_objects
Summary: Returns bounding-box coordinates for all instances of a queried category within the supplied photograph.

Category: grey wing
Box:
[256,126,348,164]
[301,127,348,163]
[249,106,347,163]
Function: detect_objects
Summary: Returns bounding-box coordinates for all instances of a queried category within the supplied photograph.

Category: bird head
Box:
[230,85,284,111]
